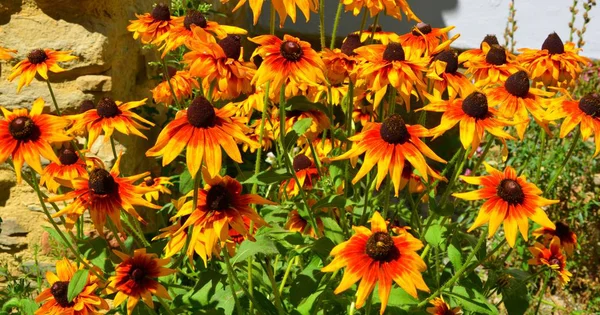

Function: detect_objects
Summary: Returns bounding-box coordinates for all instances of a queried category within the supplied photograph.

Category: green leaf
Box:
[42,226,71,248]
[67,270,89,303]
[19,299,38,315]
[286,95,329,115]
[425,223,445,248]
[311,236,335,261]
[321,217,345,244]
[284,118,313,150]
[242,168,292,186]
[447,286,498,315]
[179,169,194,194]
[447,242,463,271]
[501,269,531,315]
[312,195,352,210]
[233,233,278,263]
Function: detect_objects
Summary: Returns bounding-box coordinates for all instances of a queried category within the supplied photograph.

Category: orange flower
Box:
[127,3,181,44]
[400,162,445,196]
[458,34,501,68]
[139,176,172,202]
[273,107,330,143]
[49,155,160,234]
[250,34,326,98]
[398,23,455,56]
[352,25,400,45]
[0,46,16,60]
[533,221,578,256]
[153,195,189,258]
[285,209,324,238]
[152,68,199,106]
[453,163,558,247]
[35,258,108,315]
[105,248,175,315]
[8,49,76,93]
[230,0,318,26]
[517,33,590,88]
[463,43,522,87]
[342,0,420,22]
[282,154,320,197]
[528,236,572,285]
[332,114,445,196]
[146,96,257,179]
[40,145,89,193]
[426,50,472,99]
[67,97,154,146]
[426,297,462,315]
[320,34,363,85]
[0,98,71,183]
[322,211,429,314]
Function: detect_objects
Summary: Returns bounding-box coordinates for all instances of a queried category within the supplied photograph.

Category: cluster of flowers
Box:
[0,0,592,314]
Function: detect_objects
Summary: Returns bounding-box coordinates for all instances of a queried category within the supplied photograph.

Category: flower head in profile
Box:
[332,114,445,196]
[0,46,16,60]
[105,248,175,315]
[320,34,363,84]
[40,145,89,193]
[342,0,420,22]
[231,0,318,27]
[426,297,462,315]
[8,49,77,93]
[458,34,500,67]
[152,68,199,106]
[127,3,181,44]
[67,97,154,147]
[322,211,429,314]
[427,50,472,99]
[139,176,172,202]
[453,163,558,247]
[463,43,521,87]
[352,25,400,45]
[398,23,456,56]
[533,221,578,256]
[517,32,590,88]
[285,209,324,238]
[281,154,320,197]
[0,98,71,183]
[528,236,572,285]
[153,195,190,258]
[35,258,108,315]
[146,96,258,179]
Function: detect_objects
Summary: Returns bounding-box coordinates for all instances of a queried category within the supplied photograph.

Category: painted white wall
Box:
[258,0,599,59]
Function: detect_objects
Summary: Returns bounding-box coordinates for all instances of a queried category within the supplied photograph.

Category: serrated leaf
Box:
[425,224,445,248]
[67,270,89,303]
[242,168,292,186]
[232,233,278,263]
[179,169,194,194]
[447,286,498,315]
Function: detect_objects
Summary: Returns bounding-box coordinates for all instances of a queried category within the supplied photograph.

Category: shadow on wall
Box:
[0,0,22,25]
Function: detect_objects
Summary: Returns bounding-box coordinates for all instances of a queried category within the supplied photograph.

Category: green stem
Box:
[223,249,267,314]
[330,1,344,50]
[107,218,127,253]
[269,1,276,35]
[46,80,61,115]
[161,58,180,109]
[265,259,285,315]
[360,172,375,225]
[224,248,244,315]
[365,292,373,315]
[382,179,392,219]
[357,9,368,38]
[279,255,298,294]
[472,136,493,174]
[545,128,581,193]
[156,296,176,315]
[251,82,270,195]
[387,85,397,116]
[534,272,551,314]
[535,130,546,182]
[319,0,326,50]
[109,137,118,161]
[368,14,380,43]
[122,213,151,247]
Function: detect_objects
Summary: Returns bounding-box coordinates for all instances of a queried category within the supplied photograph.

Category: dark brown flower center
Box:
[59,147,79,165]
[187,96,216,128]
[554,221,571,239]
[51,281,74,308]
[151,3,171,21]
[486,44,507,65]
[412,22,432,35]
[79,100,95,113]
[365,232,399,262]
[166,66,178,79]
[401,163,413,178]
[293,155,312,172]
[578,93,600,117]
[462,92,489,119]
[27,49,48,64]
[480,34,499,49]
[368,24,382,33]
[219,35,242,59]
[496,179,524,205]
[382,43,405,62]
[88,168,116,195]
[145,178,155,186]
[505,70,530,97]
[184,10,207,30]
[206,184,233,211]
[434,50,458,73]
[380,114,410,144]
[280,41,303,61]
[96,97,120,118]
[9,116,40,141]
[340,34,362,56]
[129,267,146,284]
[542,32,565,55]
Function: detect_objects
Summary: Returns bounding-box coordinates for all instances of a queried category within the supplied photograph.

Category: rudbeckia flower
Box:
[332,114,445,196]
[184,35,256,101]
[153,195,189,258]
[105,248,175,315]
[322,211,429,314]
[421,91,515,156]
[398,23,455,56]
[400,162,445,197]
[517,32,590,88]
[528,236,572,285]
[458,34,500,68]
[127,3,181,44]
[250,34,326,98]
[463,43,521,87]
[286,209,324,238]
[8,49,77,93]
[352,25,400,45]
[173,175,275,265]
[243,117,275,153]
[35,258,108,315]
[146,96,258,179]
[453,163,558,247]
[67,97,154,147]
[342,0,420,22]
[273,107,330,143]
[233,87,268,118]
[545,93,600,156]
[320,34,363,85]
[49,155,160,233]
[533,221,578,256]
[0,46,16,60]
[354,42,429,110]
[230,0,318,27]
[0,98,71,182]
[426,50,472,99]
[426,297,462,315]
[139,176,172,202]
[40,145,89,193]
[152,68,199,106]
[281,154,320,197]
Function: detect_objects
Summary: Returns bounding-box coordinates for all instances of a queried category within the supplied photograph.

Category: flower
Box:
[146,96,258,179]
[282,154,320,196]
[184,35,256,101]
[421,91,515,156]
[250,34,326,99]
[342,0,420,22]
[517,32,591,88]
[453,163,558,247]
[127,3,181,44]
[273,107,330,143]
[458,34,500,68]
[545,93,600,156]
[332,114,445,196]
[139,176,172,202]
[173,175,274,265]
[398,23,455,56]
[35,258,108,315]
[352,25,400,45]
[320,34,363,85]
[230,0,318,27]
[0,98,71,183]
[400,162,445,196]
[426,297,462,315]
[151,68,199,106]
[40,145,89,193]
[321,211,429,314]
[0,46,16,60]
[528,236,572,285]
[153,195,190,258]
[463,43,521,87]
[533,221,578,256]
[105,248,175,315]
[426,50,472,99]
[285,209,324,238]
[354,42,429,110]
[67,97,154,147]
[8,49,76,93]
[49,155,160,234]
